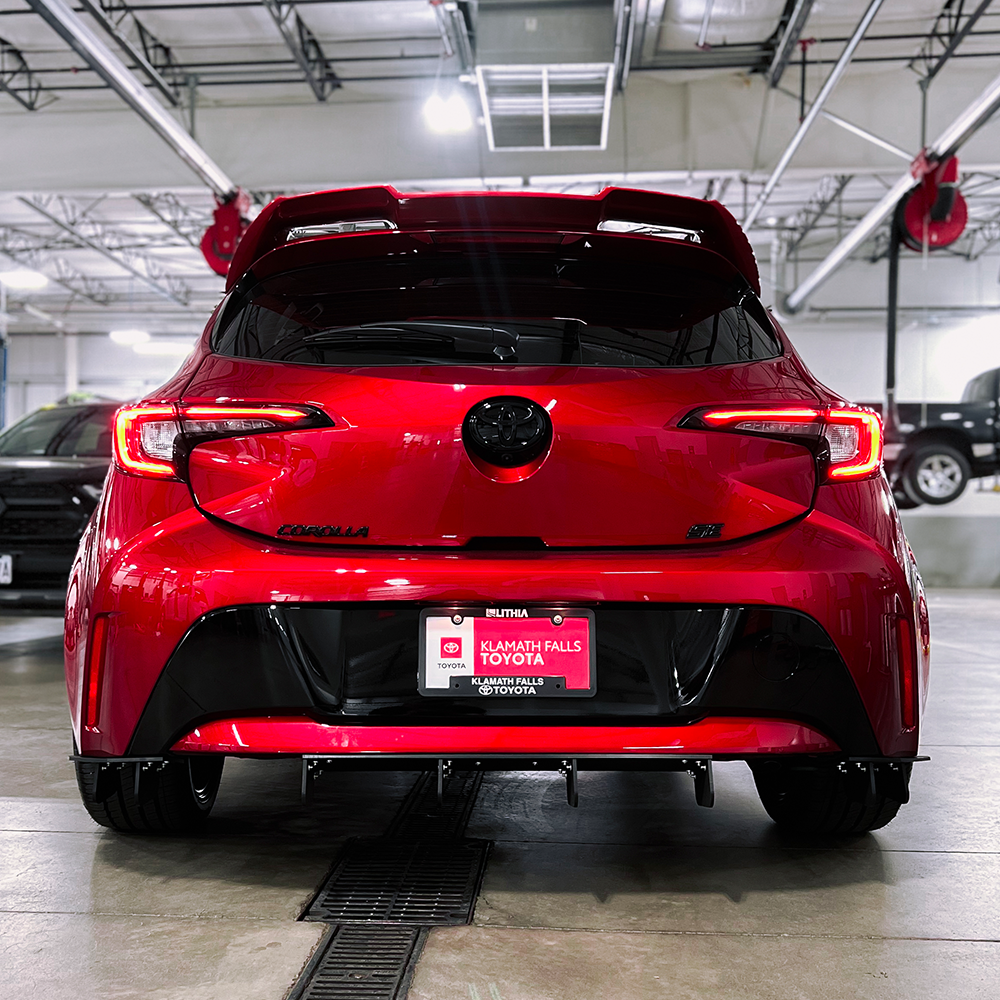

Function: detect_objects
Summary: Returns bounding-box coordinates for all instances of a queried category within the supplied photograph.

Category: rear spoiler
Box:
[227,186,760,296]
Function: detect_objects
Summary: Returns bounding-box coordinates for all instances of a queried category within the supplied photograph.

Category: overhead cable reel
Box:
[201,189,252,276]
[900,153,967,252]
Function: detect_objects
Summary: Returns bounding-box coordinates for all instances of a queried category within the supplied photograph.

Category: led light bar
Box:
[113,403,329,479]
[286,219,397,241]
[695,405,883,482]
[597,220,703,243]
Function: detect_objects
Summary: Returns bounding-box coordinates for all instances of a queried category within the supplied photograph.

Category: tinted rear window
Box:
[54,409,114,457]
[0,408,74,456]
[213,255,780,368]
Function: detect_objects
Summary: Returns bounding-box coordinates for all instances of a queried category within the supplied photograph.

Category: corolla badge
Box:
[462,396,553,467]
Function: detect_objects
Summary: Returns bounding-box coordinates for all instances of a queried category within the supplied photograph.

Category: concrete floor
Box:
[1,591,998,999]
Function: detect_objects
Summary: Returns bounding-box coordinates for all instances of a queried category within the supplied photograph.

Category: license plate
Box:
[0,555,11,586]
[419,607,596,698]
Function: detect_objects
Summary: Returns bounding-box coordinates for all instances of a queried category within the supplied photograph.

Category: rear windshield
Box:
[213,254,781,368]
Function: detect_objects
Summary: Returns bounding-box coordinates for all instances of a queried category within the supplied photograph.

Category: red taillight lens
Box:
[113,403,329,479]
[84,613,110,731]
[825,408,882,480]
[693,405,883,483]
[114,404,178,478]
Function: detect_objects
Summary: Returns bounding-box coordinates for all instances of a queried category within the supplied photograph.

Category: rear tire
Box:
[892,482,922,510]
[902,443,970,505]
[751,760,908,836]
[75,756,224,834]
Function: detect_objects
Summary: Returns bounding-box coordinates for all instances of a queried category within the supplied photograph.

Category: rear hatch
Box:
[180,237,820,548]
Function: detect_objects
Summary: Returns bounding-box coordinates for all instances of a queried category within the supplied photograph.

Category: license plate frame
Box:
[0,554,11,586]
[419,607,596,698]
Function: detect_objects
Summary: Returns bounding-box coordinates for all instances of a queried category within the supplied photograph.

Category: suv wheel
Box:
[902,443,970,505]
[750,760,908,835]
[75,756,224,834]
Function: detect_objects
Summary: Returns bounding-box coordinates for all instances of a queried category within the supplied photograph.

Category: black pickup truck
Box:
[865,367,999,507]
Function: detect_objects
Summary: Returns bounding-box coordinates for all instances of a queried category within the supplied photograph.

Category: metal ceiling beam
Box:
[766,0,816,88]
[260,0,339,101]
[133,192,210,248]
[433,1,474,74]
[785,174,851,254]
[784,67,1000,312]
[24,0,237,198]
[0,227,116,305]
[0,36,43,110]
[21,195,193,307]
[76,0,180,106]
[744,0,884,230]
[913,0,995,85]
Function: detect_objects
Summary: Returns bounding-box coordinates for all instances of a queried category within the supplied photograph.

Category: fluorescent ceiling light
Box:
[109,328,150,345]
[133,340,195,357]
[0,269,49,290]
[423,92,473,134]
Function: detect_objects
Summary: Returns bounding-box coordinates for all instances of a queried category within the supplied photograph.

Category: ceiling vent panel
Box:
[474,0,615,151]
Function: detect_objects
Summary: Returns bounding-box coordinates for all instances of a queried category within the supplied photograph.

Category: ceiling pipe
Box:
[24,0,237,199]
[696,0,714,50]
[743,0,884,231]
[784,67,1000,313]
[75,0,180,107]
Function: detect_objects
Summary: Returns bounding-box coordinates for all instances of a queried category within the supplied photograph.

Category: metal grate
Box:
[293,925,422,1000]
[386,770,483,842]
[304,839,489,925]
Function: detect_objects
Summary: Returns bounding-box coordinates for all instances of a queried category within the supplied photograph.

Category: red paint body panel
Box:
[184,358,819,547]
[70,490,918,758]
[63,187,928,779]
[226,186,760,295]
[171,717,839,756]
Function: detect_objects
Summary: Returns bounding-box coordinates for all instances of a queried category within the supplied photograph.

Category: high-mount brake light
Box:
[113,403,324,479]
[286,219,397,241]
[695,406,883,483]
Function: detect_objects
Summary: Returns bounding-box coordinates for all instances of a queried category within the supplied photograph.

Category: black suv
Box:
[0,400,119,608]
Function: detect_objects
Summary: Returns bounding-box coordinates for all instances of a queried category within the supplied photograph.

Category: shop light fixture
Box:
[133,340,195,357]
[423,91,473,134]
[0,269,49,290]
[109,328,150,345]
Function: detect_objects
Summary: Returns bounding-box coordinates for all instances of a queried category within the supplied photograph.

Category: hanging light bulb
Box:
[423,91,473,134]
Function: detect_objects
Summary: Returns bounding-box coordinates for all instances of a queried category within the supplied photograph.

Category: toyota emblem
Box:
[462,396,553,467]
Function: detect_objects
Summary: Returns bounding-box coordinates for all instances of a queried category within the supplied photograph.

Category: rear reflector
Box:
[694,406,882,482]
[84,614,110,731]
[113,403,330,479]
[897,615,917,731]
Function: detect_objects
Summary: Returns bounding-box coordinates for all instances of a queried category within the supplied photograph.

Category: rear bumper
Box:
[170,716,839,757]
[70,485,922,759]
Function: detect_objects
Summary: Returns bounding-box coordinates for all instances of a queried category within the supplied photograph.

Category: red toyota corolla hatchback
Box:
[65,187,929,836]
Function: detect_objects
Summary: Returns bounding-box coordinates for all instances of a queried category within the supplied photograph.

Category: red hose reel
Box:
[900,153,967,251]
[200,189,251,276]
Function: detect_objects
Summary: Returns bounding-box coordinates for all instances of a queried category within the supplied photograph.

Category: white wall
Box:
[3,333,189,424]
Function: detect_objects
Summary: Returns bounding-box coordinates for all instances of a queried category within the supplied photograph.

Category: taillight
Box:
[113,403,331,479]
[691,406,883,482]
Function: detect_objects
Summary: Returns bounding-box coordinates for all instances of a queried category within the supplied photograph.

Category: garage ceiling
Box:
[1,0,1000,339]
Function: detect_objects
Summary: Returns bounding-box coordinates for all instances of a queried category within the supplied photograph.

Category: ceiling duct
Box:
[475,0,616,151]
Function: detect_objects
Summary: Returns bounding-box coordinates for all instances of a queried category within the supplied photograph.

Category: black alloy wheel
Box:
[902,443,971,505]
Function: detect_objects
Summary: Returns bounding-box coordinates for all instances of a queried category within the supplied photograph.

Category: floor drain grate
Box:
[387,770,484,841]
[294,768,489,999]
[291,925,423,1000]
[304,838,490,925]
